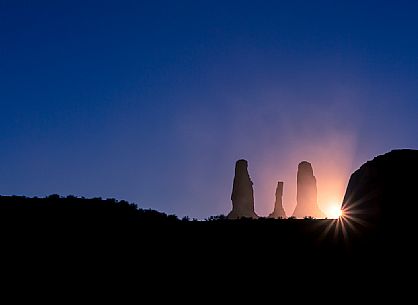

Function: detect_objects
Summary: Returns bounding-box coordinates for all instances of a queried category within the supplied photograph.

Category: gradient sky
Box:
[1,0,417,218]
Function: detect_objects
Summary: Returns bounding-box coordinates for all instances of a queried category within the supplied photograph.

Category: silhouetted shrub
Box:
[206,215,226,221]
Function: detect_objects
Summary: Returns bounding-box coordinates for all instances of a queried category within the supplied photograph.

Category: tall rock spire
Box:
[227,159,258,219]
[269,181,287,218]
[292,161,325,218]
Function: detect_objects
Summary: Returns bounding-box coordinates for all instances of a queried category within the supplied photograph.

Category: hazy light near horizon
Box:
[253,129,356,218]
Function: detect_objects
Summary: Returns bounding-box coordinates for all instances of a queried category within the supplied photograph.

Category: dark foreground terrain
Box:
[0,195,411,265]
[0,193,415,298]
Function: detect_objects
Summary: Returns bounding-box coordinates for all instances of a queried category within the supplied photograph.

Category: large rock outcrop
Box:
[227,159,258,219]
[269,181,287,218]
[341,149,418,238]
[292,161,325,218]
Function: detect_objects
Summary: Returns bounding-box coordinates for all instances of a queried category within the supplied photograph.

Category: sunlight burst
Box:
[327,205,343,219]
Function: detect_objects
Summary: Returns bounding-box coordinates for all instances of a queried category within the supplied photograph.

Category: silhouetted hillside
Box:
[0,194,373,267]
[0,195,348,256]
[0,195,179,226]
[2,150,418,275]
[0,186,410,262]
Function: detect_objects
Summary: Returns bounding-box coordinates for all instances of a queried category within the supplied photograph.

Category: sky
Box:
[1,0,417,218]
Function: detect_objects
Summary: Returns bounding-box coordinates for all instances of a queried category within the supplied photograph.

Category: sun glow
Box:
[327,205,343,219]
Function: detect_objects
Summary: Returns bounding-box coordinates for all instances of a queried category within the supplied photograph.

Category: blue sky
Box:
[1,0,417,218]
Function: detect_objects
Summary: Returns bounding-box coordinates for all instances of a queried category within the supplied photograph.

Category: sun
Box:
[327,205,343,219]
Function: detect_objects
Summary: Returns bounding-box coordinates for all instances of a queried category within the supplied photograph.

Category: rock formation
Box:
[292,161,325,218]
[227,159,258,219]
[341,149,418,239]
[269,181,287,218]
